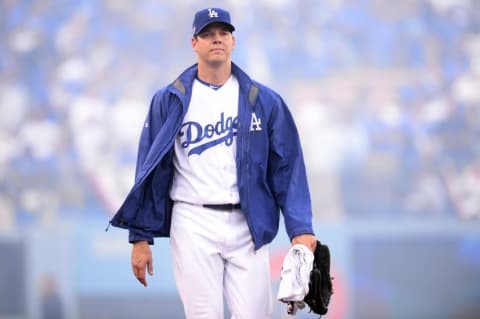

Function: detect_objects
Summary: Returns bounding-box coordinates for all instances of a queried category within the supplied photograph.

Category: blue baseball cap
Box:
[192,8,235,36]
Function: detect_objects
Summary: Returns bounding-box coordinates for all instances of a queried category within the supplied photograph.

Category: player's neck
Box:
[197,61,232,86]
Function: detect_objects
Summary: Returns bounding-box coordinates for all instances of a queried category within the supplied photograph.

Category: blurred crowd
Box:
[1,0,480,234]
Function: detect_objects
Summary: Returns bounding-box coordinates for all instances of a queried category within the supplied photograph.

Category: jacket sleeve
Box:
[267,95,314,240]
[134,93,163,183]
[129,91,166,243]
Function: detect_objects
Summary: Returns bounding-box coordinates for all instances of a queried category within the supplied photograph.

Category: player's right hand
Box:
[131,240,153,287]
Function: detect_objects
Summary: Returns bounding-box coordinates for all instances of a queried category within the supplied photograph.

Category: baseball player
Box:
[109,7,317,319]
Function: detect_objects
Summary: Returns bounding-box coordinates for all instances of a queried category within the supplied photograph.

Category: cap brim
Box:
[194,22,235,35]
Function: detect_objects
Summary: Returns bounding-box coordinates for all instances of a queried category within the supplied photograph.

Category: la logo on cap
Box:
[208,8,219,18]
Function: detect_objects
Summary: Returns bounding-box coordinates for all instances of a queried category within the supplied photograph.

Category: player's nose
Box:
[212,32,223,42]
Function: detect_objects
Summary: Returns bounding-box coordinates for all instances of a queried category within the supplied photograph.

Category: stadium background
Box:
[1,0,480,318]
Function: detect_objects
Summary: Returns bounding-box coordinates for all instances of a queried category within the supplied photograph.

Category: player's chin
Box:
[208,56,228,66]
[209,53,226,61]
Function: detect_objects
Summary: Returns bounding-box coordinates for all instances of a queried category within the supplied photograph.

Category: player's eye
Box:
[198,31,214,39]
[198,29,231,39]
[219,30,230,37]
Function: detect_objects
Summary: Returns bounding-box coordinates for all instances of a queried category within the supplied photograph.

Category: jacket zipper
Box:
[241,92,258,249]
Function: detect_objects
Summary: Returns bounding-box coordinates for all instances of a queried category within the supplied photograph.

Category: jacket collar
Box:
[169,62,255,100]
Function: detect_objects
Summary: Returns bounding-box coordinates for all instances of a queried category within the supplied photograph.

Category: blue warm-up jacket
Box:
[109,62,314,250]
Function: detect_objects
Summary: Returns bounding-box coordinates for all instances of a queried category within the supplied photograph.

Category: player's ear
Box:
[232,35,236,49]
[192,37,198,51]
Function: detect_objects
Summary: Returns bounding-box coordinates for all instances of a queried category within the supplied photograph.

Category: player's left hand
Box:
[291,233,317,252]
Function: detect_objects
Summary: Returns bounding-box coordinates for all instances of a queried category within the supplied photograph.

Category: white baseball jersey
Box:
[169,75,240,205]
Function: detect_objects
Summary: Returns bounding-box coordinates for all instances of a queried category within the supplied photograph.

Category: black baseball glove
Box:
[303,240,333,316]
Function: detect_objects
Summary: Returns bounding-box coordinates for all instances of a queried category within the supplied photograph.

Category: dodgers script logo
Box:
[179,112,238,156]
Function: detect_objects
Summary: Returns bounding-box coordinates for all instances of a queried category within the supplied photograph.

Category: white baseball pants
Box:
[170,201,273,319]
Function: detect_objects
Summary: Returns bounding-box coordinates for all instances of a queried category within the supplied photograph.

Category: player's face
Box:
[192,23,235,66]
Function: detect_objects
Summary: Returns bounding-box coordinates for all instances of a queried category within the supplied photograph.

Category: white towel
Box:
[277,244,314,303]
